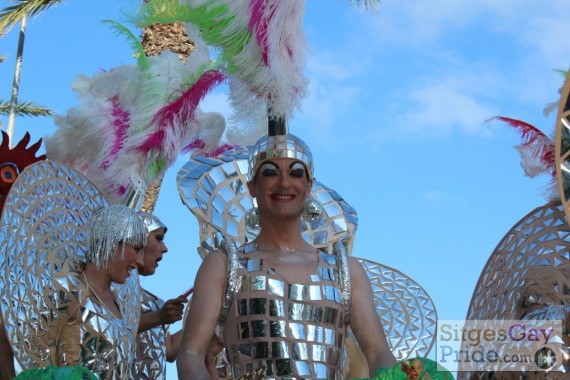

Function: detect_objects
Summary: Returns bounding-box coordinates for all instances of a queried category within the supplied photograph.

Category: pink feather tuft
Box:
[249,0,274,65]
[138,130,166,152]
[182,139,205,154]
[206,143,238,157]
[140,69,226,155]
[182,139,238,157]
[101,95,130,169]
[488,116,555,177]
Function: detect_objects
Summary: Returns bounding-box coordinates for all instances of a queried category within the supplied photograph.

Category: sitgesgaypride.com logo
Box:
[436,320,565,374]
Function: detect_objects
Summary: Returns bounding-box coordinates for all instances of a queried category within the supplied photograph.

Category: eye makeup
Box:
[259,161,306,178]
[260,162,280,177]
[289,162,306,178]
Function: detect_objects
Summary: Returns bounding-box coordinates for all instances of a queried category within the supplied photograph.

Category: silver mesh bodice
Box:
[223,243,348,379]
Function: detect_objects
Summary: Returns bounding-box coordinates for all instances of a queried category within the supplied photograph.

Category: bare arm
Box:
[177,251,227,380]
[166,330,182,362]
[348,257,397,377]
[205,334,224,380]
[138,296,187,333]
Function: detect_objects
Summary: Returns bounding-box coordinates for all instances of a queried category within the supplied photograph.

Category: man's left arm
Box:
[348,256,397,377]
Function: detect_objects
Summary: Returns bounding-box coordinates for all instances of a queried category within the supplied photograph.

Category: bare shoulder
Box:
[196,250,228,279]
[348,256,368,283]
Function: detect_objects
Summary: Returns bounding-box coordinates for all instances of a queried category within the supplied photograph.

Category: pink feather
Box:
[139,69,226,155]
[488,116,555,177]
[182,139,237,157]
[249,0,273,65]
[101,95,130,169]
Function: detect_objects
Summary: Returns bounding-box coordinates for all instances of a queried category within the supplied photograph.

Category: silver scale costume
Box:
[132,289,169,379]
[0,161,142,379]
[221,242,351,379]
[47,260,138,379]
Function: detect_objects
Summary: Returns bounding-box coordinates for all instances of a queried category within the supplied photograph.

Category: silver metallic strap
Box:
[333,240,352,325]
[218,238,241,329]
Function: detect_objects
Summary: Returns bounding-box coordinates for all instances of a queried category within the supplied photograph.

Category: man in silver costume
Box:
[177,128,397,379]
[133,212,224,379]
[132,212,187,379]
[46,204,147,379]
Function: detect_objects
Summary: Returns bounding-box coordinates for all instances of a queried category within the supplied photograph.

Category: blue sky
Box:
[1,0,570,377]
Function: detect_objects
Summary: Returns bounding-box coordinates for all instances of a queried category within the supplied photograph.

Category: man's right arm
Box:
[177,251,227,380]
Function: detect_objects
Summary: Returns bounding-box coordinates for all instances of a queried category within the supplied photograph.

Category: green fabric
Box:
[15,365,97,380]
[353,358,455,380]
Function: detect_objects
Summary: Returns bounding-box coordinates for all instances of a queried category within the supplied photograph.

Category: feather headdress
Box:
[137,0,308,123]
[46,22,227,203]
[135,0,383,146]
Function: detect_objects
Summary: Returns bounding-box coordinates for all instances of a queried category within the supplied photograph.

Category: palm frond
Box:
[0,55,5,63]
[0,0,65,35]
[103,20,149,70]
[0,99,53,117]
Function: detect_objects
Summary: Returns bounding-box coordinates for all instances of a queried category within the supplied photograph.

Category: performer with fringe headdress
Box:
[0,9,229,379]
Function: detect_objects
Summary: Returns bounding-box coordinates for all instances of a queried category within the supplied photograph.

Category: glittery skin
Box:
[221,242,349,379]
[132,290,169,380]
[46,259,140,380]
[247,134,313,182]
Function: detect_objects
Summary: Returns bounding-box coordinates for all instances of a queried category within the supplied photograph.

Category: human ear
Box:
[247,181,256,198]
[306,179,313,193]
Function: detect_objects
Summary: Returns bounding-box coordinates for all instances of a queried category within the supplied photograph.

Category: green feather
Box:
[135,0,251,76]
[103,20,149,70]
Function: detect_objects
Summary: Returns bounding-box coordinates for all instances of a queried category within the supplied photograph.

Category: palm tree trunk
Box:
[140,21,194,212]
[6,16,26,147]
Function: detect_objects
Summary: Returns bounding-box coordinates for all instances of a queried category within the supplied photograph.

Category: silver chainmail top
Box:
[131,289,169,380]
[88,205,147,268]
[221,242,349,379]
[138,211,168,234]
[0,161,141,376]
[247,134,314,182]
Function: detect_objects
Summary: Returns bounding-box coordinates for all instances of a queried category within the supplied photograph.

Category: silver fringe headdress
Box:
[247,117,314,182]
[87,204,148,268]
[138,211,167,234]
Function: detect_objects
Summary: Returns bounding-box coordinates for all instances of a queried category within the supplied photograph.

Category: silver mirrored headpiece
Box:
[87,204,148,268]
[138,212,167,234]
[247,117,314,182]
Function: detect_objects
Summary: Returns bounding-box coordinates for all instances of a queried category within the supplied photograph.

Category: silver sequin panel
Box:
[131,289,169,380]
